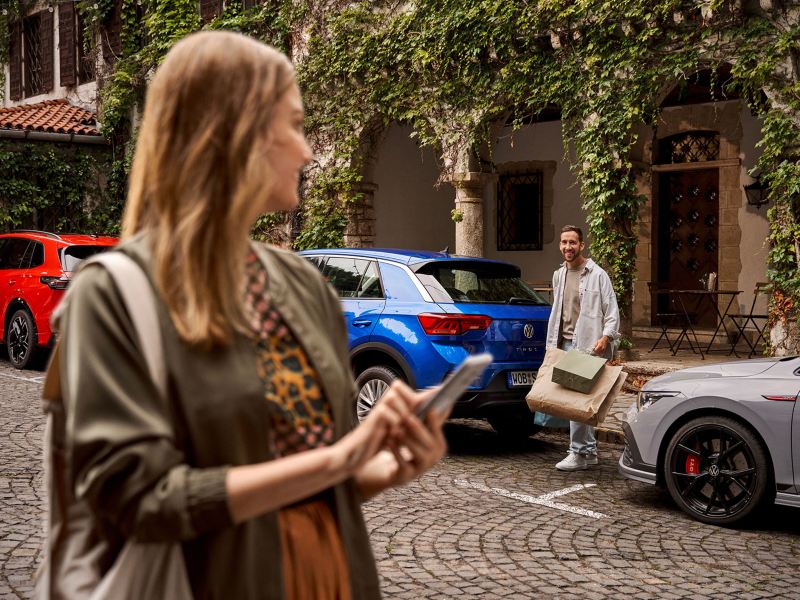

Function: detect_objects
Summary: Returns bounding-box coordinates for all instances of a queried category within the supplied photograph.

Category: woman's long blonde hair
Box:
[122,31,295,349]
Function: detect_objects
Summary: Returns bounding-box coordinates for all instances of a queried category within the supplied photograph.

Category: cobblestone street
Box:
[2,359,800,599]
[0,360,45,600]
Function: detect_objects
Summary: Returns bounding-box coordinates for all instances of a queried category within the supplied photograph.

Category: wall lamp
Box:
[744,174,769,209]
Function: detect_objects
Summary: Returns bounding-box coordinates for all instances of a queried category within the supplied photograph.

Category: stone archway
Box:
[342,118,387,248]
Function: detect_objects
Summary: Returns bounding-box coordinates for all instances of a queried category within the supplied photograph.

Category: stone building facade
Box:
[341,90,768,332]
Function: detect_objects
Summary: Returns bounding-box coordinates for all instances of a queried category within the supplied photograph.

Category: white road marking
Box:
[0,371,44,384]
[454,479,608,520]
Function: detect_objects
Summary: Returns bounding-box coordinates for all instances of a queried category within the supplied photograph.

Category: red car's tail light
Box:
[40,276,69,290]
[418,313,492,335]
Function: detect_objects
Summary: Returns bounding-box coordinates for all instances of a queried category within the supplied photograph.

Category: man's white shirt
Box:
[546,258,620,358]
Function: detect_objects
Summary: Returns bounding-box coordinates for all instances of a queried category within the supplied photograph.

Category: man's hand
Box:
[592,335,609,355]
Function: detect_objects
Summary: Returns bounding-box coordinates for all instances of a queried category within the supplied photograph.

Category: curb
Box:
[620,362,680,393]
[595,427,625,445]
[540,425,625,445]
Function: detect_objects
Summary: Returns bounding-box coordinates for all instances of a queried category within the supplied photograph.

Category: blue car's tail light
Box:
[418,313,492,335]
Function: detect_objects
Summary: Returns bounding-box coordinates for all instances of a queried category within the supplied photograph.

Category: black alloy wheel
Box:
[7,309,37,370]
[663,416,770,525]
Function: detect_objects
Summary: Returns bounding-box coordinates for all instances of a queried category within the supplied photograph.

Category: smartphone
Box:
[415,353,493,419]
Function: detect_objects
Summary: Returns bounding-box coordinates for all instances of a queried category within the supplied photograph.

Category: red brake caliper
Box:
[685,455,699,475]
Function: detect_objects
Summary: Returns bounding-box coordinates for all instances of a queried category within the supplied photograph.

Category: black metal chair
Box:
[729,282,771,358]
[648,282,682,353]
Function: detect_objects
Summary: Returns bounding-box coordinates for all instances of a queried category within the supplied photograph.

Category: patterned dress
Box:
[244,252,351,599]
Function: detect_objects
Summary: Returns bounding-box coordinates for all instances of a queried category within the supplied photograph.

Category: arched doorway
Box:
[654,131,720,327]
[632,66,764,334]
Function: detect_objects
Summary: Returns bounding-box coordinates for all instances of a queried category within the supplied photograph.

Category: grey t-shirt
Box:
[560,266,581,341]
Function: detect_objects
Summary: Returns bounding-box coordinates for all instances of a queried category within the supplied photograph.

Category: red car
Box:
[0,230,118,369]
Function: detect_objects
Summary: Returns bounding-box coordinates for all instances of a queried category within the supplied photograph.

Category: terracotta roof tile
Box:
[0,99,100,136]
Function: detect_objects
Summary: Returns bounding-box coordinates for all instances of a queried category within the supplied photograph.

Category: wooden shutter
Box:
[102,0,122,63]
[40,9,54,93]
[200,0,222,23]
[8,22,22,101]
[76,10,95,83]
[59,3,77,87]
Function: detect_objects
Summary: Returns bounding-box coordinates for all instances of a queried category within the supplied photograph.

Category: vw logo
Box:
[708,464,720,478]
[523,323,534,339]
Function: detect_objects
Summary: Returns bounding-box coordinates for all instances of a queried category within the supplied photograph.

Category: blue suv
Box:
[300,248,551,439]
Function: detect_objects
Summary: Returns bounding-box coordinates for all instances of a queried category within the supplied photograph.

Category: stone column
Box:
[451,171,484,257]
[632,163,653,328]
[343,182,377,248]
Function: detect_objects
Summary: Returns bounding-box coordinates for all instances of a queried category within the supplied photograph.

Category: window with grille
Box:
[497,172,543,251]
[200,0,223,22]
[15,9,53,98]
[658,131,720,164]
[24,14,43,96]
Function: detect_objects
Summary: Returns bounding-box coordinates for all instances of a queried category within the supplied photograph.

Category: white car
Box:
[619,357,800,525]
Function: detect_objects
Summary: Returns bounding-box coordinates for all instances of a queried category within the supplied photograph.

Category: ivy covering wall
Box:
[0,140,118,232]
[1,0,798,348]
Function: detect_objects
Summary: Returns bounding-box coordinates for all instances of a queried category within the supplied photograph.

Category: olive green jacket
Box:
[59,236,379,599]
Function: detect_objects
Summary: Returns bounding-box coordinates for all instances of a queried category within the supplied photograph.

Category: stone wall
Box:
[343,182,377,248]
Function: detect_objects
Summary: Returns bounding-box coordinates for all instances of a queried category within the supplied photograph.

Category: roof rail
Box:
[61,232,100,238]
[10,230,65,241]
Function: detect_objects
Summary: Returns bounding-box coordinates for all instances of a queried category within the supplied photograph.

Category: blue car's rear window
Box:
[415,261,548,305]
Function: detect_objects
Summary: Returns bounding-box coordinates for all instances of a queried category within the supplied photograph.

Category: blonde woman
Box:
[58,31,448,599]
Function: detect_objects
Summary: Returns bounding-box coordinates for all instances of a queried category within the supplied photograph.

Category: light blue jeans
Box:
[560,339,597,457]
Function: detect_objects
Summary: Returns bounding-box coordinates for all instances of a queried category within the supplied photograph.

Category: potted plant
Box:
[615,336,638,361]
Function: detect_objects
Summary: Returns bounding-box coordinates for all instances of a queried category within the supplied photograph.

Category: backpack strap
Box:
[43,252,166,405]
[37,251,167,599]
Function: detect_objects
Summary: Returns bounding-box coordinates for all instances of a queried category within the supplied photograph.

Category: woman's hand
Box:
[385,401,449,487]
[227,380,418,523]
[333,380,417,474]
[226,380,448,522]
[354,384,450,499]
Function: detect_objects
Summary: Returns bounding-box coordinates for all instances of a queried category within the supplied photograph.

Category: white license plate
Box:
[507,371,537,387]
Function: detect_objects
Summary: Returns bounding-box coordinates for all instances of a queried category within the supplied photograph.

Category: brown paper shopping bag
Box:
[525,347,627,427]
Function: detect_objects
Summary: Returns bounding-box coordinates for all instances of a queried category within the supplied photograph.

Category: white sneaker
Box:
[555,452,597,471]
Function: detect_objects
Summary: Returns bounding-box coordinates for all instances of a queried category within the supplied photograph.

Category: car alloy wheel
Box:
[357,380,389,422]
[354,366,399,423]
[664,416,769,525]
[7,309,37,370]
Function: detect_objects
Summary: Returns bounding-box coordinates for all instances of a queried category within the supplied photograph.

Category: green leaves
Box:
[0,142,119,233]
[2,0,794,342]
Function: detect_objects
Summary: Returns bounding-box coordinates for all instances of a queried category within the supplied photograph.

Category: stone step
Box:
[618,334,746,392]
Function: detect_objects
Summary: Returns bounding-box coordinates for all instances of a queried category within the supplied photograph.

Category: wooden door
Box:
[656,169,719,327]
